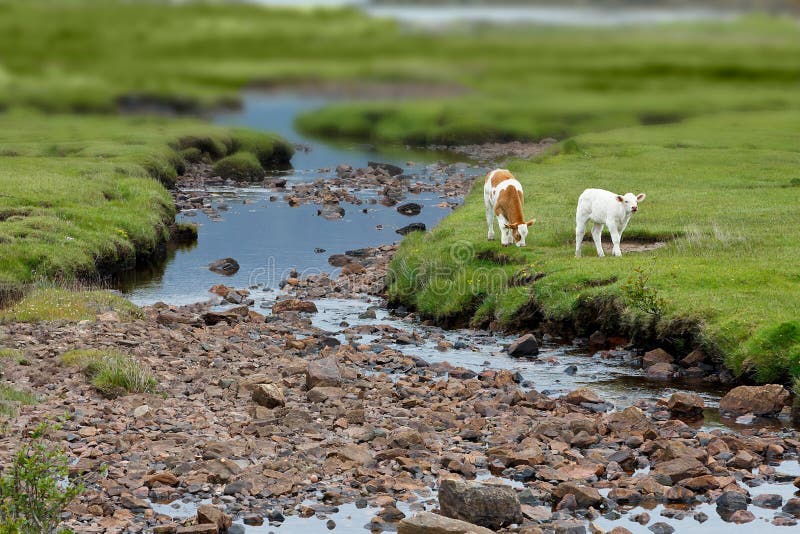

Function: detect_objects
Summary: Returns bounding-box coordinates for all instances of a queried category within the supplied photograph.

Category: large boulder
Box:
[272,299,318,314]
[666,392,704,419]
[646,362,676,380]
[552,482,603,508]
[438,479,522,530]
[306,358,342,389]
[563,388,602,405]
[507,334,539,358]
[397,223,426,235]
[208,257,240,275]
[604,406,654,434]
[197,504,232,530]
[398,512,494,534]
[651,457,709,484]
[251,383,285,409]
[642,348,674,368]
[718,384,790,417]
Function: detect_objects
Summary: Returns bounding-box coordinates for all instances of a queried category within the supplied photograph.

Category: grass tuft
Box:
[212,151,265,181]
[0,383,37,418]
[60,349,157,398]
[0,287,142,323]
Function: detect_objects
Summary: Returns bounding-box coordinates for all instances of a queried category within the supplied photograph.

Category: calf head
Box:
[616,193,646,214]
[505,219,536,247]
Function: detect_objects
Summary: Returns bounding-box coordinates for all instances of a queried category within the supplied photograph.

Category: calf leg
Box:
[591,223,605,257]
[575,214,588,257]
[485,199,495,241]
[498,215,512,246]
[608,223,622,256]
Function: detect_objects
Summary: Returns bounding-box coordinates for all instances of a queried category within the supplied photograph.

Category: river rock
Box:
[647,523,674,534]
[645,362,675,380]
[605,406,653,434]
[369,161,404,176]
[563,387,602,405]
[397,203,422,216]
[642,348,673,368]
[718,384,790,417]
[783,498,800,517]
[252,383,285,408]
[507,334,539,357]
[197,504,232,530]
[306,358,341,388]
[397,223,426,235]
[666,392,704,419]
[716,491,748,512]
[552,482,603,508]
[272,299,318,314]
[438,478,522,529]
[752,493,783,509]
[651,457,709,483]
[208,257,240,275]
[328,254,350,267]
[398,511,494,534]
[680,349,705,367]
[341,262,366,275]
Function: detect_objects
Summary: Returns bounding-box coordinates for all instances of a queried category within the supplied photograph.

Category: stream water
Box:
[119,92,798,532]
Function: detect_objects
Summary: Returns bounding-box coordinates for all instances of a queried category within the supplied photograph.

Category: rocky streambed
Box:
[1,277,799,534]
[3,91,799,534]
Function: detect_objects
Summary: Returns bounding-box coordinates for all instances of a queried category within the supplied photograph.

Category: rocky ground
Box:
[2,150,800,534]
[2,255,800,533]
[172,159,476,224]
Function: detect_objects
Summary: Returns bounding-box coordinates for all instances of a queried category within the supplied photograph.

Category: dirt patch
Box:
[246,79,469,99]
[431,139,557,164]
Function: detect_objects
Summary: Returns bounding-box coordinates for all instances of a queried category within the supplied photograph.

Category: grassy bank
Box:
[0,2,799,144]
[388,110,800,384]
[0,111,291,293]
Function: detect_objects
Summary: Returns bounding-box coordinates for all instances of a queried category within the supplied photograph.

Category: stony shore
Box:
[2,155,799,534]
[2,248,799,533]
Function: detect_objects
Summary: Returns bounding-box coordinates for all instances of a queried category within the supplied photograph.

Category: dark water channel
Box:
[118,92,799,533]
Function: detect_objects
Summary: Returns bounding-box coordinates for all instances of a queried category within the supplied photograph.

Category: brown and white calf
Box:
[483,169,535,247]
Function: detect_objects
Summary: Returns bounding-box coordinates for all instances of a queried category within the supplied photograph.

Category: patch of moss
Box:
[212,151,265,181]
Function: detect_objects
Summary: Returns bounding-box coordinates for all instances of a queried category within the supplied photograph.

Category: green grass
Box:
[0,384,37,418]
[0,2,797,144]
[0,287,142,323]
[0,111,291,290]
[389,110,800,384]
[61,349,157,398]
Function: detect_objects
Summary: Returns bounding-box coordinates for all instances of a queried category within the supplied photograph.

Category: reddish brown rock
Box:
[398,511,493,534]
[552,482,603,508]
[642,348,673,368]
[272,299,318,314]
[652,457,709,483]
[197,504,232,530]
[718,384,790,417]
[563,388,602,405]
[646,362,676,380]
[666,392,704,419]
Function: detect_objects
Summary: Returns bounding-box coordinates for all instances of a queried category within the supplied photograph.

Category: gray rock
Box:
[438,479,522,530]
[306,358,342,389]
[398,511,493,534]
[507,334,539,357]
[208,257,240,275]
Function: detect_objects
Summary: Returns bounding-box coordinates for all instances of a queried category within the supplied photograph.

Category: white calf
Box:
[483,169,535,247]
[575,188,646,257]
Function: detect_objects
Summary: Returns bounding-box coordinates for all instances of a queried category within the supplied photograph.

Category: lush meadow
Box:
[1,0,799,383]
[389,110,800,383]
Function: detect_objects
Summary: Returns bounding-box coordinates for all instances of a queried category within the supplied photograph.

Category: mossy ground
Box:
[0,111,291,291]
[389,110,800,384]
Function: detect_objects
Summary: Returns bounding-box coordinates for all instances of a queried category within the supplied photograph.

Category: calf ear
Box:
[636,193,647,202]
[504,223,516,229]
[616,195,624,202]
[526,219,536,227]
